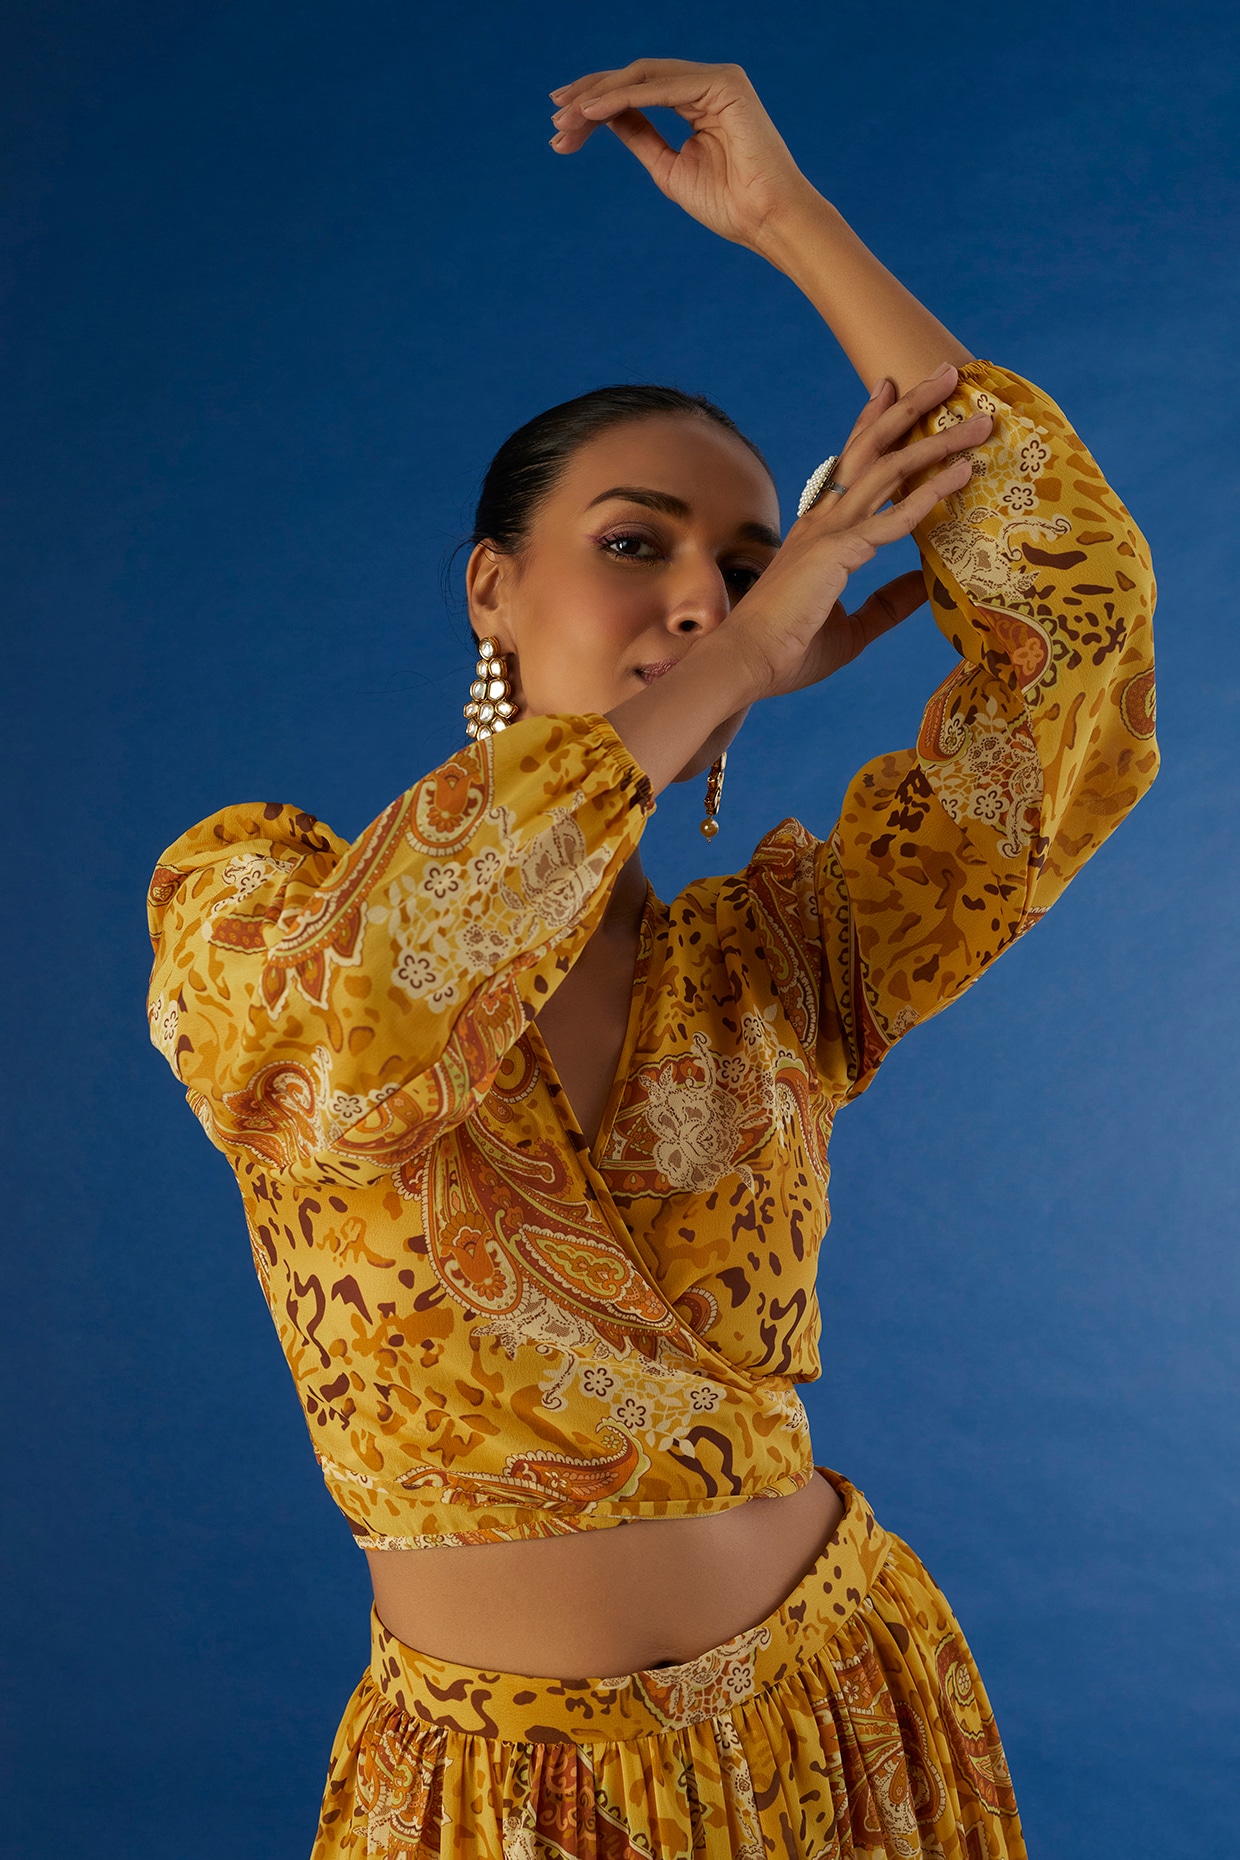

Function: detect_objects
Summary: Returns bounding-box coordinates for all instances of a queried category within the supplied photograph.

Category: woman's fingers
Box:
[859,362,970,455]
[550,69,682,153]
[549,65,632,150]
[846,411,991,514]
[553,58,731,134]
[802,365,967,510]
[550,118,600,152]
[841,377,895,448]
[575,81,701,122]
[553,57,708,110]
[806,572,927,677]
[840,362,960,463]
[801,402,990,530]
[549,68,614,103]
[858,455,975,543]
[848,569,927,644]
[550,58,690,102]
[595,108,678,181]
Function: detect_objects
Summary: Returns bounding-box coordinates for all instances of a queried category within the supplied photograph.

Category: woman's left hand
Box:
[549,59,812,251]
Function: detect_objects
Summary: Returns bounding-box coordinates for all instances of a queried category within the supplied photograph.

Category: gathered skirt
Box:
[312,1471,1026,1858]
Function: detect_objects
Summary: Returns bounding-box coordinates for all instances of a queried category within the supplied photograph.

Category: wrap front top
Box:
[147,362,1158,1548]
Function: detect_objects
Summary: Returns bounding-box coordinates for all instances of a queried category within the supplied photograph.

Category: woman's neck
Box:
[601,848,648,940]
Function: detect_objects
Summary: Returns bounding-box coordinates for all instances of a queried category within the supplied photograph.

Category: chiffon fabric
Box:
[146,357,1157,1854]
[146,361,1158,1556]
[314,1472,1025,1859]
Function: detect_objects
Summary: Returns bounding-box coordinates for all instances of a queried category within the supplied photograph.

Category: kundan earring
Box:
[464,636,517,739]
[700,752,727,839]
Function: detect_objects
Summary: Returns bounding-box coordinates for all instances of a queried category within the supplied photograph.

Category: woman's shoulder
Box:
[658,816,821,930]
[147,802,348,925]
[153,801,345,869]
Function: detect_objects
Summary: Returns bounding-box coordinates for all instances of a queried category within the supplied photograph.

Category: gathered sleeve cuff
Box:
[146,714,654,1184]
[745,360,1158,1103]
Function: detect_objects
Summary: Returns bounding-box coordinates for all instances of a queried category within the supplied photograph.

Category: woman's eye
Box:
[597,533,766,590]
[725,564,764,594]
[600,530,661,562]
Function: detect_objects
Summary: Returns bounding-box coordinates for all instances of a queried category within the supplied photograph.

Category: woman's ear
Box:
[465,542,515,651]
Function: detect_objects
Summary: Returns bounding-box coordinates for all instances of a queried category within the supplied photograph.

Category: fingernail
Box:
[868,378,889,399]
[934,361,956,377]
[550,86,568,99]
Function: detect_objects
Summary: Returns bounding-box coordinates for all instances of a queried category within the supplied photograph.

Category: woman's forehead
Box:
[555,414,780,526]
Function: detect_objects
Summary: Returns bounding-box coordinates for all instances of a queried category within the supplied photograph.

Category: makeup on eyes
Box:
[595,524,661,557]
[593,525,768,593]
[584,486,780,550]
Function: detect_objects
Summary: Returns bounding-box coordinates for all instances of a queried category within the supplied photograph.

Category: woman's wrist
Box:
[752,189,973,395]
[604,626,762,796]
[747,179,838,274]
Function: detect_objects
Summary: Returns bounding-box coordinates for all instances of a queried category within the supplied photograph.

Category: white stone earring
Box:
[464,636,517,739]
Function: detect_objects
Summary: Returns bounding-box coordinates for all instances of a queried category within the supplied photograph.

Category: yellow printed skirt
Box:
[312,1473,1026,1859]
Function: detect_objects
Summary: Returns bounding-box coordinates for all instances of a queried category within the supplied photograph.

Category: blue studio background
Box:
[3,2,1237,1853]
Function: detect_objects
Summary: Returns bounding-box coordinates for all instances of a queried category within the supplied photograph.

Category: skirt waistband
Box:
[367,1468,892,1742]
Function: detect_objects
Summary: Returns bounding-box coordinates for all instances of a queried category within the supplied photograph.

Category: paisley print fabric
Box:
[314,1472,1026,1859]
[147,361,1157,1555]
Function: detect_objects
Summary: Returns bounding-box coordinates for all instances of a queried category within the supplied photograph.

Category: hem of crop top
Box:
[330,1463,822,1551]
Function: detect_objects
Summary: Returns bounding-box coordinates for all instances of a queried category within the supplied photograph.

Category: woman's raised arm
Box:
[554,63,1158,1098]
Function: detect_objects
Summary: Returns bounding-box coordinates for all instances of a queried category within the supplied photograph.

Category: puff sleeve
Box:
[746,360,1159,1102]
[147,714,653,1184]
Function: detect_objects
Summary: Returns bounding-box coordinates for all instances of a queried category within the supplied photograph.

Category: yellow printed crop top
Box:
[147,362,1158,1549]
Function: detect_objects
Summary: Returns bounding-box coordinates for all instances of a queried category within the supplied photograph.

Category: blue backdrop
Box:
[4,2,1236,1853]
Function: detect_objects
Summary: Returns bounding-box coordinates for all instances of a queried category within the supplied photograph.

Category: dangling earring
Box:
[464,636,517,739]
[699,752,727,839]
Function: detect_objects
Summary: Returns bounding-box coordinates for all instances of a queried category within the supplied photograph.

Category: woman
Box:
[147,59,1158,1859]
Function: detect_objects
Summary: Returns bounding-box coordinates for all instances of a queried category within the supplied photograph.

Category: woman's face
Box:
[465,414,782,720]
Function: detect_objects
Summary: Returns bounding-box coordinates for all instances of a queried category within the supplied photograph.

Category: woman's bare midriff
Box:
[366,1469,844,1678]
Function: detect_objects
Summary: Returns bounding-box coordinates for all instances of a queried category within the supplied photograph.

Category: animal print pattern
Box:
[147,361,1157,1557]
[313,1473,1025,1859]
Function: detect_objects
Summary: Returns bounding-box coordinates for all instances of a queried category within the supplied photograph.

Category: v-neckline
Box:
[528,882,657,1168]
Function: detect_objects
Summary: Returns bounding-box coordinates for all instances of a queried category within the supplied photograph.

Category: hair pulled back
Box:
[469,383,772,560]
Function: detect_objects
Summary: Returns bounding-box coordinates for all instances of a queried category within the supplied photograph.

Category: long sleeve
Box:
[746,360,1158,1103]
[147,713,653,1184]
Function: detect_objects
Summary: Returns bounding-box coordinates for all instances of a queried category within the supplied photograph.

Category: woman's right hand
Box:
[607,364,991,797]
[725,363,992,702]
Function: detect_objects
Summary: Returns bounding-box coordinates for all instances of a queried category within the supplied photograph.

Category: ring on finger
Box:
[797,455,849,517]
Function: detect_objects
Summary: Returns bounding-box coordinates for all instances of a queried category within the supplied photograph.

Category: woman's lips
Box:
[637,659,679,682]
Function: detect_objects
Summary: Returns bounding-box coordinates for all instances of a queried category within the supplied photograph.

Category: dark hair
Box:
[469,383,772,559]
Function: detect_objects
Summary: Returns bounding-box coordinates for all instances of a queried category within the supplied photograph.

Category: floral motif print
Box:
[314,1475,1025,1860]
[147,362,1156,1563]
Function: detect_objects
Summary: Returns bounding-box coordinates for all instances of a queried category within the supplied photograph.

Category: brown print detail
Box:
[935,1632,1020,1817]
[409,745,490,853]
[146,863,188,911]
[975,604,1053,688]
[1117,665,1156,739]
[145,370,1154,1594]
[255,794,410,1010]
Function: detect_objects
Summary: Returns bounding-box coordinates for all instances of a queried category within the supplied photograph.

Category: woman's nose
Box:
[663,559,730,636]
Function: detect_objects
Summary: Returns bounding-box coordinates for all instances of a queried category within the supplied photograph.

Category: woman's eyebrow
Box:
[584,485,781,550]
[738,519,783,550]
[584,485,690,518]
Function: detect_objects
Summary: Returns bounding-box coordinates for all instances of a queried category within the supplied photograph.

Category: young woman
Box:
[148,59,1158,1860]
